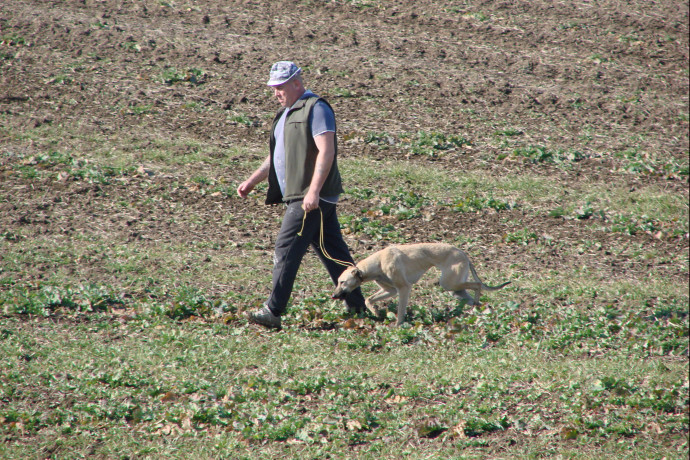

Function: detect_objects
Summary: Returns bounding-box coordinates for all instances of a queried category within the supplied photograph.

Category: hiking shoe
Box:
[247,305,282,329]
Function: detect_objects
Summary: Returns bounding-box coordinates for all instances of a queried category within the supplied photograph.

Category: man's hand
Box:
[302,189,320,213]
[237,180,254,198]
[237,155,271,199]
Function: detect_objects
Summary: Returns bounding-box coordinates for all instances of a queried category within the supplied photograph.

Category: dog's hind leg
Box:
[451,282,482,305]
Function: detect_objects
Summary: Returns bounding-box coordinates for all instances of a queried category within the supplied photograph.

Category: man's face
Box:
[272,78,302,107]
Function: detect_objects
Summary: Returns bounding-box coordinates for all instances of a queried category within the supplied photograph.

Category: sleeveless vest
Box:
[266,96,343,205]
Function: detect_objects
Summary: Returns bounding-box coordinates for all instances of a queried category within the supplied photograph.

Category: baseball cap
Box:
[266,61,302,86]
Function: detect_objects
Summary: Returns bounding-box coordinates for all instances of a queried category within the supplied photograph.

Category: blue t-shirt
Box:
[274,91,338,203]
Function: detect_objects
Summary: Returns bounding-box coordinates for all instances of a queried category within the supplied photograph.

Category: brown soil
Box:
[0,0,688,302]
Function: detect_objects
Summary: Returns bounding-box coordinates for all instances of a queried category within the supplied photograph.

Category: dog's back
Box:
[387,243,465,265]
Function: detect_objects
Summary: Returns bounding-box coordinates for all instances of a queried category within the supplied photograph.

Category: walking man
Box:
[237,61,366,329]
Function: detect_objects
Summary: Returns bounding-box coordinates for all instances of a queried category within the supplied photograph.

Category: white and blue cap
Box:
[266,61,302,86]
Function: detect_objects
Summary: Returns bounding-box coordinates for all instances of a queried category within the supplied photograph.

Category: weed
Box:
[192,175,214,186]
[0,34,25,59]
[463,417,510,437]
[401,131,471,157]
[228,112,257,127]
[160,67,206,86]
[1,284,124,315]
[513,145,587,166]
[558,21,582,30]
[339,214,403,241]
[378,188,429,220]
[49,74,73,85]
[363,131,395,149]
[551,199,687,238]
[463,12,489,21]
[364,131,470,157]
[0,33,26,46]
[128,104,153,115]
[167,286,230,319]
[588,53,611,64]
[333,87,355,98]
[503,228,539,245]
[347,187,376,200]
[604,213,664,236]
[615,148,688,177]
[494,128,524,137]
[451,191,512,213]
[122,40,141,52]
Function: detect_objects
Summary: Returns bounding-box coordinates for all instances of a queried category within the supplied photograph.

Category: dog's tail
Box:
[469,261,511,291]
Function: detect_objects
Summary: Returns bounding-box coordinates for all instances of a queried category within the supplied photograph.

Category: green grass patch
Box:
[615,147,689,178]
[159,66,206,86]
[363,130,471,157]
[0,306,686,458]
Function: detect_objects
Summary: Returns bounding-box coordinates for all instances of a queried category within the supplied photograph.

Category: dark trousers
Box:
[266,200,366,316]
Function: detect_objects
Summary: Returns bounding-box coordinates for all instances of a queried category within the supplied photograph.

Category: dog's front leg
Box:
[395,286,411,326]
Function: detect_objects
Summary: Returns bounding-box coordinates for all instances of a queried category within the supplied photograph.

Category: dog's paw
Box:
[365,305,384,320]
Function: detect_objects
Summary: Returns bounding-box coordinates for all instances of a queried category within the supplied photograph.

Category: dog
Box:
[333,243,510,326]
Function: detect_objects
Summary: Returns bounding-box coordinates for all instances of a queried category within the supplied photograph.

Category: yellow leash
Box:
[297,207,355,268]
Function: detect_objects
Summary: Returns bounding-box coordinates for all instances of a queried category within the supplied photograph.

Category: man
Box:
[237,61,366,329]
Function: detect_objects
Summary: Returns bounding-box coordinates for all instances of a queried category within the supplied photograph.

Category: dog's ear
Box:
[354,268,364,281]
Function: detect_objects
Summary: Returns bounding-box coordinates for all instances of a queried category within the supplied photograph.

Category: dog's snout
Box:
[332,289,347,300]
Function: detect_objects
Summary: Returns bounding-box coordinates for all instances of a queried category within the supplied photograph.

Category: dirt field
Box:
[1,1,689,457]
[1,0,688,297]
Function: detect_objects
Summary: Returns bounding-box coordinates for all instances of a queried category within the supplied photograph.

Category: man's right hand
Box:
[237,155,271,199]
[237,180,254,198]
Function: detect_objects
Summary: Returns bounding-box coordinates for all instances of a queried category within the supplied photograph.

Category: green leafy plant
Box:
[615,148,688,177]
[451,192,511,213]
[503,228,539,245]
[364,131,470,157]
[378,188,429,220]
[339,214,403,241]
[401,131,471,157]
[494,128,524,137]
[160,67,206,86]
[229,112,255,126]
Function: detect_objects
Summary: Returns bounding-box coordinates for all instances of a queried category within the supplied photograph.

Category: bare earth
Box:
[0,0,688,302]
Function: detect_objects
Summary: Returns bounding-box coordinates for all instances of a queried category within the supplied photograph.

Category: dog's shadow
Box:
[356,298,474,324]
[430,299,474,323]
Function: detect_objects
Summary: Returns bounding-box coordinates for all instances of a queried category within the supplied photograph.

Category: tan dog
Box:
[333,243,510,326]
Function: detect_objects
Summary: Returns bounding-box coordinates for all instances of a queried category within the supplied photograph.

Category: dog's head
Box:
[332,266,364,300]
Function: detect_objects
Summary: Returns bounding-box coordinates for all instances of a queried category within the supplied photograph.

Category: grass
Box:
[1,306,686,458]
[2,167,686,456]
[1,199,687,455]
[2,125,253,176]
[341,158,688,238]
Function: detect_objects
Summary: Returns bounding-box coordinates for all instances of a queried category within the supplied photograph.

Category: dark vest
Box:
[266,95,344,205]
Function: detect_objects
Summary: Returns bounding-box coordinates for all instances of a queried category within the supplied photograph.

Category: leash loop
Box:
[297,206,355,268]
